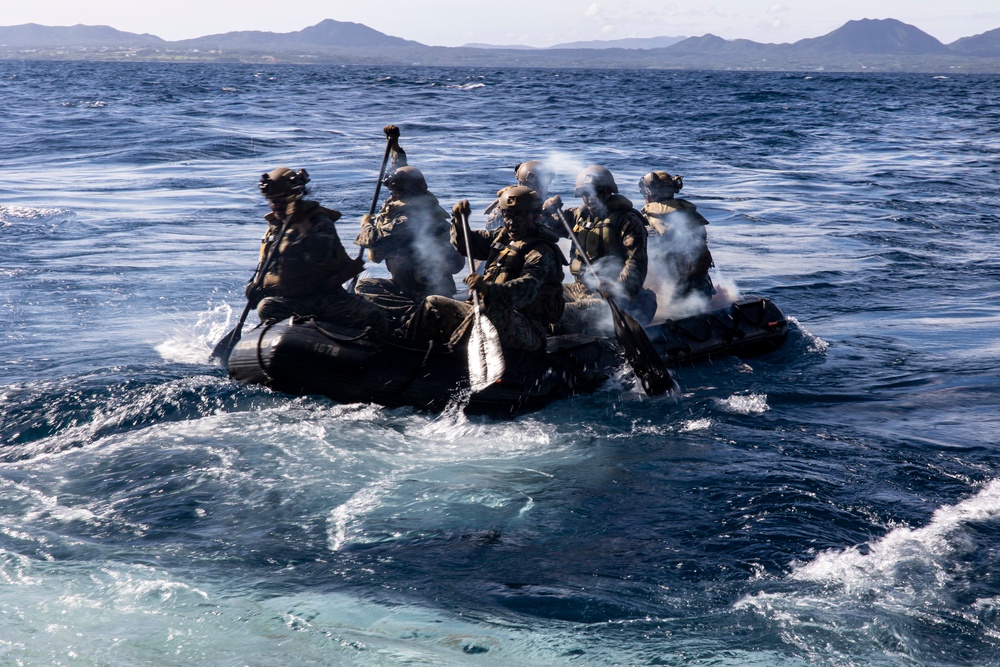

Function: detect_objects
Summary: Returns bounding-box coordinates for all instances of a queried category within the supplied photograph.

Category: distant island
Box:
[2,18,1000,72]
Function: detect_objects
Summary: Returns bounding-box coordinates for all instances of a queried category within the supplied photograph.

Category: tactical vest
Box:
[641,198,707,236]
[568,194,637,278]
[258,200,346,296]
[483,232,566,325]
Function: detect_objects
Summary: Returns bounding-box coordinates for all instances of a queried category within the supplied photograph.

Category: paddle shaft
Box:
[457,211,483,311]
[556,207,622,303]
[457,210,506,391]
[554,208,674,396]
[209,212,294,363]
[348,132,395,293]
[368,138,393,217]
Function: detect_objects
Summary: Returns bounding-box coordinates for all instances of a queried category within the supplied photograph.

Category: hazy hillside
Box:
[2,17,1000,72]
[949,27,1000,56]
[792,18,951,54]
[0,23,163,47]
[171,18,420,51]
[665,34,779,57]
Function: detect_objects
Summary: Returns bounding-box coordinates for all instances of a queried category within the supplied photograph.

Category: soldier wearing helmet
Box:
[555,165,656,330]
[638,171,715,300]
[247,166,389,334]
[381,165,427,196]
[354,131,465,328]
[485,160,564,233]
[404,185,566,353]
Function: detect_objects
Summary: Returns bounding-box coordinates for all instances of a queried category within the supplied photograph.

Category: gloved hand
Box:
[452,199,472,219]
[596,278,617,299]
[383,124,400,143]
[464,273,485,291]
[542,195,563,213]
[465,273,494,299]
[244,282,263,308]
[355,214,376,248]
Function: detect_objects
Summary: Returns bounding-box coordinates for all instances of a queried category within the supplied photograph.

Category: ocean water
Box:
[1,60,999,666]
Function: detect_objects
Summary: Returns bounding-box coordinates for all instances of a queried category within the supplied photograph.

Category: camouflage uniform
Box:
[559,193,656,329]
[406,223,566,352]
[354,190,464,327]
[251,199,389,334]
[641,198,715,299]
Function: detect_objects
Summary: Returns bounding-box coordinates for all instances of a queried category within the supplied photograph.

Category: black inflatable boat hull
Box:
[227,320,616,416]
[227,296,788,413]
[648,296,789,366]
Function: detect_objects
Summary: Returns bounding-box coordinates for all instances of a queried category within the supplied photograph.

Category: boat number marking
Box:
[312,343,340,357]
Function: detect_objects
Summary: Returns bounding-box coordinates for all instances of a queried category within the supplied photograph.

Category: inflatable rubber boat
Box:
[226,296,788,415]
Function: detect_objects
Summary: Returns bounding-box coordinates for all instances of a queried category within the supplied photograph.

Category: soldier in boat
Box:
[549,165,657,332]
[638,170,716,301]
[246,166,389,334]
[354,126,465,328]
[404,185,566,353]
[485,160,564,234]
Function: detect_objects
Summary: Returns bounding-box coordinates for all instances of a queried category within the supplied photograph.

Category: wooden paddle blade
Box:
[468,309,505,392]
[607,297,677,397]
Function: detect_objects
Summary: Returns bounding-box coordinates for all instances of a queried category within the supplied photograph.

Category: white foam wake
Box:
[791,479,1000,591]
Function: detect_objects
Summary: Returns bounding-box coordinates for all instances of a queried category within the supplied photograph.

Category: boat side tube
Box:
[646,296,789,366]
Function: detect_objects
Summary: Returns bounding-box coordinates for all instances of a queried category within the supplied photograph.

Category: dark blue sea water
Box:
[2,60,999,665]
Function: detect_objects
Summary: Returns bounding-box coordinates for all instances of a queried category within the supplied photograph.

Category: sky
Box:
[3,1,999,46]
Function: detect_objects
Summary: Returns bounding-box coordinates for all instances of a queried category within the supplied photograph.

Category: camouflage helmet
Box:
[497,185,541,214]
[639,171,683,198]
[514,160,554,189]
[259,167,310,199]
[574,165,618,197]
[383,166,428,195]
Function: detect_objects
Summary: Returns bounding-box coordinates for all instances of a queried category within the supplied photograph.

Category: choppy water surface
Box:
[1,61,999,665]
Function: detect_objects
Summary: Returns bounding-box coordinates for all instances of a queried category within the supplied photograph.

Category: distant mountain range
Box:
[2,18,1000,72]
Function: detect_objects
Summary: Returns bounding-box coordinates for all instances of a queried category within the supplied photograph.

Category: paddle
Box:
[348,127,396,294]
[555,209,676,396]
[457,210,506,392]
[208,213,294,364]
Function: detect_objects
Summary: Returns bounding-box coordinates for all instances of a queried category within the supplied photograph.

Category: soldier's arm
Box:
[450,224,492,261]
[368,211,416,263]
[383,124,408,170]
[310,214,365,288]
[355,214,378,248]
[541,196,570,238]
[320,213,353,267]
[618,212,649,295]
